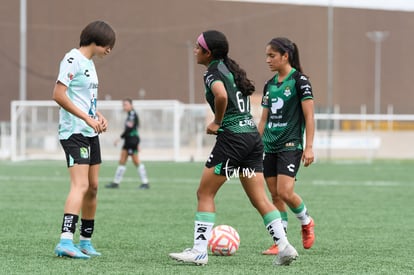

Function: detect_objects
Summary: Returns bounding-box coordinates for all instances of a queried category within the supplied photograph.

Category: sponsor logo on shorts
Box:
[80,147,89,159]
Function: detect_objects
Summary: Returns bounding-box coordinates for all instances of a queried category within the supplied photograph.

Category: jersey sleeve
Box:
[295,73,314,101]
[57,53,79,87]
[204,69,222,90]
[261,81,270,108]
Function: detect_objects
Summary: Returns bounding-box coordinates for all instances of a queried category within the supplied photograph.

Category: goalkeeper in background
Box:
[106,98,149,189]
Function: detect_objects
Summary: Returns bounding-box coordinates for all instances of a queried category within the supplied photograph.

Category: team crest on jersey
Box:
[284,86,291,97]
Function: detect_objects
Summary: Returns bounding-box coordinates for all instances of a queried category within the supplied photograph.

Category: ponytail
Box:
[202,30,255,96]
[290,43,303,73]
[223,56,255,96]
[268,37,304,74]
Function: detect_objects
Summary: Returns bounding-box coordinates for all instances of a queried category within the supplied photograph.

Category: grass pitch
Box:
[0,159,413,274]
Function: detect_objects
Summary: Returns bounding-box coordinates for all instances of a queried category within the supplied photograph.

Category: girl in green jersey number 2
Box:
[258,37,315,255]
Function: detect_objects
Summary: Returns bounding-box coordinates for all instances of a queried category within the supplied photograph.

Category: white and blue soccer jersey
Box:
[56,48,99,139]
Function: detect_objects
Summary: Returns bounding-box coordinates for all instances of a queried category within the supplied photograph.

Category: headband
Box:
[197,33,210,51]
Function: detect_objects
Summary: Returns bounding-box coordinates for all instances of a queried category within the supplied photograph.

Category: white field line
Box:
[0,175,198,184]
[0,175,407,186]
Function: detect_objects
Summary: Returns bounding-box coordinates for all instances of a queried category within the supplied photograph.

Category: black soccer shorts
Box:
[263,150,302,178]
[60,133,102,167]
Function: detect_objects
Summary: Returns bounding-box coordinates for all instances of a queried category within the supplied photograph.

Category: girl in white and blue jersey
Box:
[53,21,115,259]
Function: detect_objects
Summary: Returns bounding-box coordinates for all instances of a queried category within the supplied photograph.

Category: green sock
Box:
[280,211,288,232]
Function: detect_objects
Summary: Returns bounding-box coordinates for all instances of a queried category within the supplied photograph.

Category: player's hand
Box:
[114,138,120,146]
[86,117,103,134]
[206,121,220,135]
[302,147,314,167]
[98,115,108,132]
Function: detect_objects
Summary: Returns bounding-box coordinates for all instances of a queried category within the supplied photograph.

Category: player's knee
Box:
[277,190,293,202]
[196,188,214,202]
[86,182,98,197]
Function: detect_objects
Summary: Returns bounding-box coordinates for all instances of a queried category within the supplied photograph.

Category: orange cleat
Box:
[301,218,315,249]
[262,244,279,255]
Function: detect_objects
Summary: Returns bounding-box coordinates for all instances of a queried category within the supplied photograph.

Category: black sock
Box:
[61,213,78,234]
[80,219,95,238]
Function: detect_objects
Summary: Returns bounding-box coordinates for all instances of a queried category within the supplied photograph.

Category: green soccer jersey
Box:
[261,68,314,153]
[204,60,256,134]
[121,110,139,139]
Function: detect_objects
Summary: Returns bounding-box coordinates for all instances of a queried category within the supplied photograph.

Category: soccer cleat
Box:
[301,218,315,249]
[105,182,119,189]
[169,248,208,266]
[76,240,101,256]
[139,183,150,189]
[273,243,298,266]
[55,239,90,259]
[262,244,279,255]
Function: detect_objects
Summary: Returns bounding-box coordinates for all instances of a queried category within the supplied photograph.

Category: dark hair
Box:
[202,30,255,96]
[268,37,303,73]
[123,98,133,104]
[80,21,116,49]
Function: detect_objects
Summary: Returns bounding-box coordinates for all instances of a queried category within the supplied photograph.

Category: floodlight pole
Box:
[326,0,334,160]
[20,0,27,100]
[187,40,195,104]
[366,31,389,116]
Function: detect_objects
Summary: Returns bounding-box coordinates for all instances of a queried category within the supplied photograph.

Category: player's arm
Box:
[52,81,103,133]
[258,84,270,136]
[301,99,315,167]
[207,81,227,135]
[258,107,268,136]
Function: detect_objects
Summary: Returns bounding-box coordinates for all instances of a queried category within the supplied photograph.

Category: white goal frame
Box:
[9,100,414,162]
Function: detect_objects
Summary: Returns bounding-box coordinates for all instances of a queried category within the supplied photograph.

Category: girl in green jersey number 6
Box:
[169,30,298,266]
[258,37,315,256]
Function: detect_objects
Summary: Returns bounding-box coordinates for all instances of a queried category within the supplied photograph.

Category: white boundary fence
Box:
[5,100,414,161]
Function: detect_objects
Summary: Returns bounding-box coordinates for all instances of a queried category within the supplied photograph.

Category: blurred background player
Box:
[258,37,315,255]
[106,98,149,189]
[169,30,298,266]
[53,20,116,259]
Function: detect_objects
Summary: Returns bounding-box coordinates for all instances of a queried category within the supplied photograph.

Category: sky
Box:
[220,0,414,12]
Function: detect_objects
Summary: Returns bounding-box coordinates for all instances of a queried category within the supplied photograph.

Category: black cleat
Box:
[105,182,119,189]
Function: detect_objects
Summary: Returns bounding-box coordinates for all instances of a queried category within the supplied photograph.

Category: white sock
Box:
[60,232,73,240]
[193,221,214,252]
[266,218,289,250]
[282,220,288,233]
[138,164,148,184]
[295,207,311,225]
[79,236,91,241]
[113,165,126,184]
